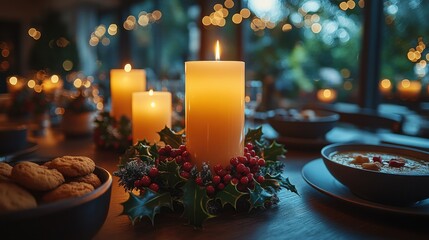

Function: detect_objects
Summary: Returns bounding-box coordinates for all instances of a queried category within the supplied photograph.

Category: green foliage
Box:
[263,141,286,161]
[158,159,185,188]
[93,112,132,152]
[215,183,247,209]
[249,182,273,210]
[158,126,183,148]
[181,180,215,228]
[115,126,298,229]
[121,190,172,225]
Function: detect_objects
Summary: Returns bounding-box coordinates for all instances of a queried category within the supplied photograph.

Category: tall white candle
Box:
[110,64,146,120]
[185,41,245,167]
[132,90,172,144]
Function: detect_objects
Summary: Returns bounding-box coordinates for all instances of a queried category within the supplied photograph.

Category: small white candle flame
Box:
[124,63,132,72]
[149,89,154,96]
[215,40,220,61]
[150,102,156,108]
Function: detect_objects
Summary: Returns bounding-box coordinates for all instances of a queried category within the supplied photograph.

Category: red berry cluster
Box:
[200,142,266,196]
[158,144,195,179]
[134,166,160,192]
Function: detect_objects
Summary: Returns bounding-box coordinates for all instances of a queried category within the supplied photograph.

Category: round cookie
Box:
[43,182,94,203]
[49,156,95,177]
[11,161,65,191]
[0,182,37,212]
[69,173,101,188]
[0,162,13,181]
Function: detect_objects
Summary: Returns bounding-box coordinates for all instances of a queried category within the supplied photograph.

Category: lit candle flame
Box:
[124,63,132,72]
[215,40,220,61]
[149,89,154,96]
[150,102,156,108]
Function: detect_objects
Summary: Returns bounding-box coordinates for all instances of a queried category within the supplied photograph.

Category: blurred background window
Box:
[1,0,429,130]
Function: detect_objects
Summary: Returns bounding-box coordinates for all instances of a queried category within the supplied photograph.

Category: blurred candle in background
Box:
[185,41,245,167]
[379,79,392,96]
[397,79,421,100]
[132,90,172,144]
[317,88,337,103]
[110,64,146,120]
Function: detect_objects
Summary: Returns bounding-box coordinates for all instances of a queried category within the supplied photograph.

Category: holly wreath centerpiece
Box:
[114,126,298,228]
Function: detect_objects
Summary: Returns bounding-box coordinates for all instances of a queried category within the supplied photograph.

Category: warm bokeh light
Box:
[240,8,251,18]
[51,75,59,83]
[214,4,223,11]
[397,79,422,100]
[401,79,411,88]
[339,2,348,11]
[317,88,337,103]
[224,0,234,9]
[63,60,73,71]
[34,85,43,93]
[27,79,36,88]
[343,81,353,91]
[311,23,322,33]
[340,68,351,78]
[152,10,162,20]
[108,24,118,35]
[97,102,104,110]
[282,23,292,32]
[9,76,18,85]
[73,78,83,88]
[83,80,91,88]
[232,14,243,24]
[379,79,392,95]
[347,0,356,9]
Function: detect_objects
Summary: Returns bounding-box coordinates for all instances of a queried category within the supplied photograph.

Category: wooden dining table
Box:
[25,124,429,240]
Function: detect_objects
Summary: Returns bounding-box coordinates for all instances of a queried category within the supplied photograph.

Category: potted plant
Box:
[61,90,97,137]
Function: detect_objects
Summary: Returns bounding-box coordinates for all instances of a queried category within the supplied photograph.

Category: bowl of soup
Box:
[321,143,429,206]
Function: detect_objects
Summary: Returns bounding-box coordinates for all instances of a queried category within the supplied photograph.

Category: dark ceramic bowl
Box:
[0,166,112,239]
[267,109,339,138]
[321,143,429,206]
[0,124,28,154]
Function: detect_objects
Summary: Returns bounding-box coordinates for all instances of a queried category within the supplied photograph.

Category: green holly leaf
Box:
[260,178,280,192]
[266,173,299,195]
[248,181,273,210]
[158,126,184,148]
[245,126,263,144]
[263,141,286,161]
[158,160,185,188]
[215,183,247,209]
[182,179,215,228]
[121,190,173,225]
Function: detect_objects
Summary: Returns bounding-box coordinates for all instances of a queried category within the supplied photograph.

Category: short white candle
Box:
[132,90,172,144]
[110,64,146,120]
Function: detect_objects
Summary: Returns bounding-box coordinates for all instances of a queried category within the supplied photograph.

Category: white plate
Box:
[302,158,429,216]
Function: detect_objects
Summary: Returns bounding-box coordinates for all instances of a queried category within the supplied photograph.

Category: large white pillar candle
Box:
[185,42,245,167]
[132,90,172,144]
[110,64,146,120]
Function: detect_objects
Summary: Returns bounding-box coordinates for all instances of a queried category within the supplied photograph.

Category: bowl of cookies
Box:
[0,156,112,239]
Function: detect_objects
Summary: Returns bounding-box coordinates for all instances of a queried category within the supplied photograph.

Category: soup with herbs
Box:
[330,151,429,175]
